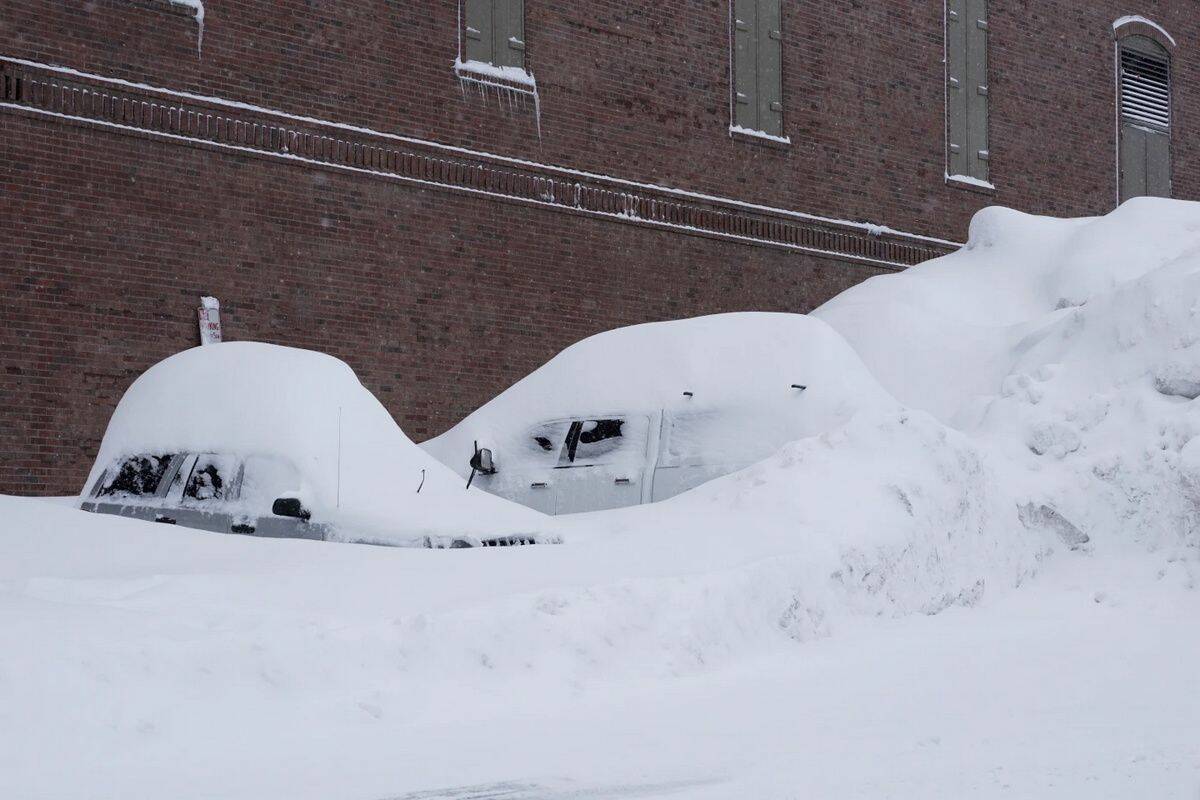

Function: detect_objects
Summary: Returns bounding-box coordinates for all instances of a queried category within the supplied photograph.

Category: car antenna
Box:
[416,468,425,494]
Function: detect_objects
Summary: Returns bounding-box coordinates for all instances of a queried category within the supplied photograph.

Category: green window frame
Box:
[946,0,989,184]
[463,0,526,69]
[732,0,784,139]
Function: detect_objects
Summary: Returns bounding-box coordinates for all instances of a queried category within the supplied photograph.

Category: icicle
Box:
[532,86,542,140]
[168,0,205,58]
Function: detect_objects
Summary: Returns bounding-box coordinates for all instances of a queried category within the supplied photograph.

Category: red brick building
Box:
[1,2,1195,494]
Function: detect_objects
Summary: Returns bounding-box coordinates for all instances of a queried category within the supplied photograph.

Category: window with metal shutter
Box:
[462,0,524,69]
[946,0,989,184]
[1119,35,1171,201]
[1121,43,1170,129]
[463,0,494,64]
[732,0,784,138]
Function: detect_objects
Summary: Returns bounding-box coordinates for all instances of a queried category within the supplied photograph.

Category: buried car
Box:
[79,342,552,548]
[422,313,897,515]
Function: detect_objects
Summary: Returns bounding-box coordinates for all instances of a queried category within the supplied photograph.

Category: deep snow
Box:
[3,198,1200,798]
[0,495,1194,799]
[816,198,1200,556]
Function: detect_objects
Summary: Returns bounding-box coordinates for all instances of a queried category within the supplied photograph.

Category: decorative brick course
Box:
[0,58,954,269]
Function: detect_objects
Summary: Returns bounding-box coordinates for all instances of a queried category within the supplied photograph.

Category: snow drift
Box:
[817,196,1200,555]
[5,199,1200,798]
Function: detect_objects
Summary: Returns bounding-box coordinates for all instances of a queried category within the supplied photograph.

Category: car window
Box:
[181,454,239,505]
[97,454,177,498]
[659,411,719,468]
[238,455,302,507]
[660,408,788,468]
[559,418,643,467]
[523,420,573,467]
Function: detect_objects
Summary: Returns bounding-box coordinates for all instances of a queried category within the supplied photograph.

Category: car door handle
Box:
[614,478,631,485]
[531,482,548,489]
[155,515,176,524]
[230,524,256,535]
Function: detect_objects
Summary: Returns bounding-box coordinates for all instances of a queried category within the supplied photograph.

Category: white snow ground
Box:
[3,198,1200,798]
[2,495,1195,799]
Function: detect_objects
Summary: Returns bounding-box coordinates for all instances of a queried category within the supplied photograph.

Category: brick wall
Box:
[0,111,885,493]
[1,1,1198,494]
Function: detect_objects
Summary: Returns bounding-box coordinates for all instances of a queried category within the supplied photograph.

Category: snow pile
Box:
[818,197,1200,556]
[816,198,1200,421]
[399,409,1051,688]
[978,244,1200,553]
[4,200,1200,797]
[1,494,1194,799]
[554,408,1049,640]
[53,321,1048,711]
[85,341,545,543]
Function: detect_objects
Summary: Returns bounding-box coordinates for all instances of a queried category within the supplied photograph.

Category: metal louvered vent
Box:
[1121,47,1171,129]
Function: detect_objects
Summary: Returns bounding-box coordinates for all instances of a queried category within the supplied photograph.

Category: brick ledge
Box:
[0,58,958,270]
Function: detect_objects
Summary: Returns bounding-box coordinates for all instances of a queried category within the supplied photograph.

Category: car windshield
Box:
[97,454,177,498]
[181,454,240,504]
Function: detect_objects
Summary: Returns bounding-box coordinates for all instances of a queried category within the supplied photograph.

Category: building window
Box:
[946,0,990,186]
[1119,35,1172,201]
[731,0,785,141]
[462,0,525,70]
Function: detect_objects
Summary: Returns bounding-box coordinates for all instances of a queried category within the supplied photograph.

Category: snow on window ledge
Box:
[946,173,995,192]
[453,58,542,137]
[454,58,536,90]
[728,125,791,145]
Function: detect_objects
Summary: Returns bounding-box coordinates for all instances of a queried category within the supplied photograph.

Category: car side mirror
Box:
[470,447,496,475]
[272,497,311,521]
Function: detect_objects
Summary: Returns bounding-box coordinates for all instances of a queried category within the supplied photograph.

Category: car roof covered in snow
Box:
[83,342,545,542]
[423,312,897,474]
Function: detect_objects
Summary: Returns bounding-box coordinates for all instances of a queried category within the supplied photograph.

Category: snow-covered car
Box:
[422,313,896,514]
[80,342,552,548]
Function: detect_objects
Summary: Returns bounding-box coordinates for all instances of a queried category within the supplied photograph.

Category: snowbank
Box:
[556,408,1051,633]
[817,197,1200,555]
[55,335,1052,733]
[84,342,545,543]
[6,199,1200,798]
[815,198,1200,421]
[1,486,1194,798]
